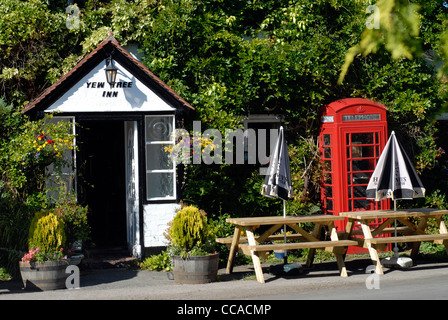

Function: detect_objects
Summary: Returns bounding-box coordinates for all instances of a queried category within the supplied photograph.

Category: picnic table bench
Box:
[339,208,448,275]
[219,215,358,283]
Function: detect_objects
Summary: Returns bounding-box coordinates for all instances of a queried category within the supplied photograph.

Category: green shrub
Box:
[168,205,209,251]
[0,267,11,281]
[54,197,90,248]
[28,210,66,252]
[140,251,172,271]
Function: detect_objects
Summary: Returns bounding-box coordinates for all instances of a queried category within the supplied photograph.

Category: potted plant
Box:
[54,196,90,265]
[19,209,70,291]
[167,204,219,284]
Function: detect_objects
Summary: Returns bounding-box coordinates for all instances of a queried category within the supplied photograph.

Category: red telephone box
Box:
[319,98,390,253]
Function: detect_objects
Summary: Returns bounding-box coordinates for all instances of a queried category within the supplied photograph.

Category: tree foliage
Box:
[0,0,447,236]
[340,0,448,84]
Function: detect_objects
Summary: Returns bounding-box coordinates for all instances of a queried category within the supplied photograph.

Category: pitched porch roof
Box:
[22,32,194,117]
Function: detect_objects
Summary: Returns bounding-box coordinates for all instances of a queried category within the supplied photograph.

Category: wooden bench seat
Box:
[367,233,448,244]
[216,234,305,245]
[240,240,359,253]
[337,226,414,237]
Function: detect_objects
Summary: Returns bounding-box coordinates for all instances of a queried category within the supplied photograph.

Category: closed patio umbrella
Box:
[261,126,293,265]
[366,131,425,267]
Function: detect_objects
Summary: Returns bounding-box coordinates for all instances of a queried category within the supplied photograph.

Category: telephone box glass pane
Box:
[351,133,373,145]
[352,159,370,171]
[352,146,374,158]
[324,147,331,158]
[325,186,333,197]
[354,199,369,209]
[327,199,333,211]
[353,186,366,197]
[353,172,370,184]
[324,134,331,146]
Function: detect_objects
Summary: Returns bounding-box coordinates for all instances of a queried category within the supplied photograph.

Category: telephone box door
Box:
[343,128,387,213]
[342,128,390,252]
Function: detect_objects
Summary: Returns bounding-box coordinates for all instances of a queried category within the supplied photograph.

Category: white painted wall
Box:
[143,203,180,247]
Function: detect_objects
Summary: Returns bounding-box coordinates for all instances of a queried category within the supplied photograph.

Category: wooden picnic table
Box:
[218,215,358,283]
[339,208,448,275]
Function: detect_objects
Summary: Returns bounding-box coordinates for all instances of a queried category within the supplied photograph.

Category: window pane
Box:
[351,133,373,145]
[146,144,171,170]
[354,199,369,209]
[323,134,331,146]
[352,146,374,158]
[146,117,173,141]
[326,199,333,211]
[146,172,174,198]
[353,172,370,185]
[352,160,371,171]
[353,186,367,198]
[324,147,331,159]
[325,186,333,197]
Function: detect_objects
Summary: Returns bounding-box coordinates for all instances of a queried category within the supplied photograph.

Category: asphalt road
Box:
[1,258,448,301]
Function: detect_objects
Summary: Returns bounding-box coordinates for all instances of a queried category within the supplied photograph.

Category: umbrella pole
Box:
[393,200,399,258]
[283,200,287,265]
[382,199,412,268]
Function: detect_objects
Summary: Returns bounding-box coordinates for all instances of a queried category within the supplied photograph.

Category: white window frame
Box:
[145,115,176,201]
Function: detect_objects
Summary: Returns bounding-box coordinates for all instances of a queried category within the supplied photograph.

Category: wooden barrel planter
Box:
[19,260,68,291]
[172,253,219,284]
